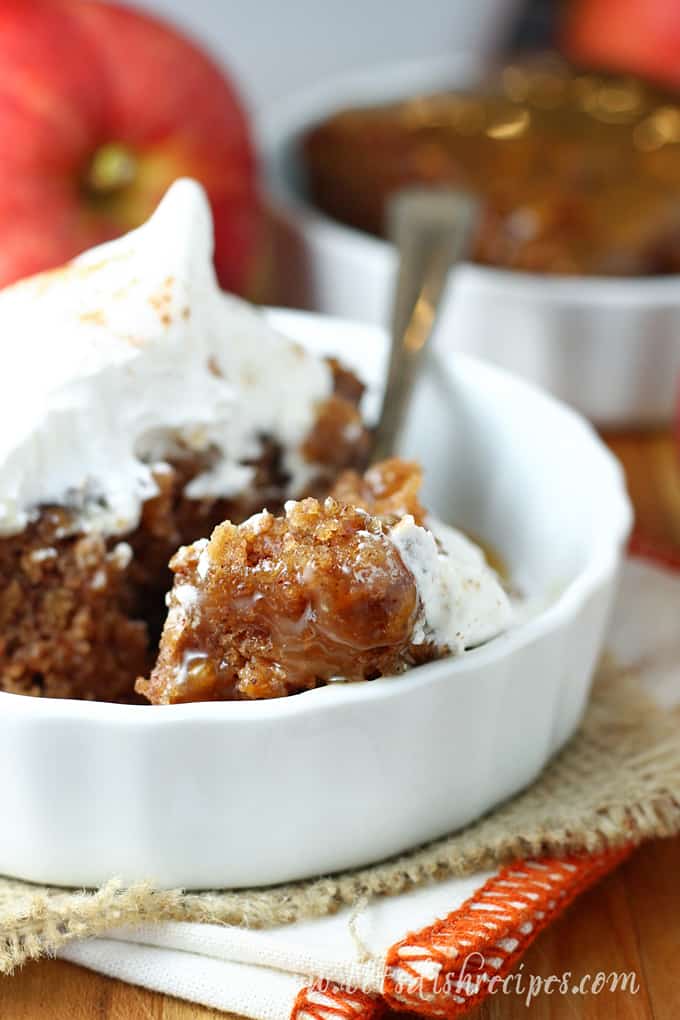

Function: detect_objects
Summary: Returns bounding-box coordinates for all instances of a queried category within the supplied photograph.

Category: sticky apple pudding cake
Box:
[304,55,680,275]
[138,459,512,703]
[0,179,369,701]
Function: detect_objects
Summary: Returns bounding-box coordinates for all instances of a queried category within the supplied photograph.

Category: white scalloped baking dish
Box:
[0,309,631,889]
[260,55,680,427]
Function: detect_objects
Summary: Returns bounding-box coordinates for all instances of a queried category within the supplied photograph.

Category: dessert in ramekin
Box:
[0,305,631,887]
[304,55,680,277]
[261,54,680,425]
[0,177,517,706]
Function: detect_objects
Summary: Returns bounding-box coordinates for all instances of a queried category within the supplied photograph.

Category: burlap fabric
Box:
[2,662,679,975]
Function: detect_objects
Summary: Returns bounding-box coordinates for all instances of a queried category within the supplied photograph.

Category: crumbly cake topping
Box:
[0,179,336,538]
[138,460,513,703]
[330,458,427,523]
[137,494,422,703]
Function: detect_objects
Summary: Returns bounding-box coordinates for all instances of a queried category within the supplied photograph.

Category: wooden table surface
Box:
[2,429,679,1020]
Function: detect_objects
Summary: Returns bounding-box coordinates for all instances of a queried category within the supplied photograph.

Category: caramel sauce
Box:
[304,55,680,276]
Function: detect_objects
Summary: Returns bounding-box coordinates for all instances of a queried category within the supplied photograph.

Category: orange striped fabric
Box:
[383,848,632,1015]
[290,847,632,1020]
[292,983,384,1020]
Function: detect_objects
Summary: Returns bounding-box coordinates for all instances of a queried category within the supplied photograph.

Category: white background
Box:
[129,0,519,111]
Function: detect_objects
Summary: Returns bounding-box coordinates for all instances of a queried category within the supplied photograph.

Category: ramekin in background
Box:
[260,56,680,427]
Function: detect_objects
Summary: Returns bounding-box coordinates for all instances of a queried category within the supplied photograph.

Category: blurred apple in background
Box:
[565,0,680,89]
[0,0,260,293]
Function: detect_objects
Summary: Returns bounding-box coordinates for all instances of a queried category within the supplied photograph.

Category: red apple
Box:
[565,0,680,90]
[0,0,261,293]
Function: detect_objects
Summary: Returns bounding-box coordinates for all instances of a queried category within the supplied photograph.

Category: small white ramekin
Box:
[260,56,680,427]
[0,310,631,890]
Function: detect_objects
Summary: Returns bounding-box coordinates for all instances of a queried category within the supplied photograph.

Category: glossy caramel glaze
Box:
[138,460,438,703]
[304,55,680,276]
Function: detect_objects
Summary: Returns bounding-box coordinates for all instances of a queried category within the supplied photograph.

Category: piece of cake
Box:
[138,459,513,703]
[0,179,369,701]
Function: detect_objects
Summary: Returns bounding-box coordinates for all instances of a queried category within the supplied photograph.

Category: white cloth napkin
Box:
[61,875,487,1019]
[59,559,680,1019]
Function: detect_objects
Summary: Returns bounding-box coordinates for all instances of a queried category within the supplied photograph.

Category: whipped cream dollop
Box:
[0,179,334,537]
[389,516,513,652]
